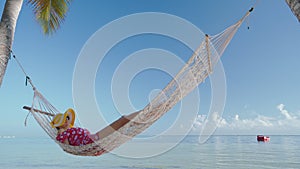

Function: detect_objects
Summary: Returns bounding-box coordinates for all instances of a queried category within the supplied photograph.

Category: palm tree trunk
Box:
[0,0,23,86]
[286,0,300,22]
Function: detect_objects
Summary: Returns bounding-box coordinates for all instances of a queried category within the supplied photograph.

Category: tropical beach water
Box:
[0,135,299,169]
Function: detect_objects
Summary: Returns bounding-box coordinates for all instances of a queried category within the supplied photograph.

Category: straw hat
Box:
[50,108,76,128]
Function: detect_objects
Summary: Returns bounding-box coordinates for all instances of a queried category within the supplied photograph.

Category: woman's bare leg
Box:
[95,111,141,139]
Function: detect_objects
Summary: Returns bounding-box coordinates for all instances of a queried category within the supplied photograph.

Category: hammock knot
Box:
[249,7,254,12]
[25,76,30,86]
[25,76,36,90]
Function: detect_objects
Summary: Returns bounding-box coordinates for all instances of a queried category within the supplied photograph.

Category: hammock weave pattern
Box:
[27,10,251,156]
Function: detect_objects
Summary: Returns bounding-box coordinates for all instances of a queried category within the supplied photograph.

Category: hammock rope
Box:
[17,7,254,156]
[11,52,36,90]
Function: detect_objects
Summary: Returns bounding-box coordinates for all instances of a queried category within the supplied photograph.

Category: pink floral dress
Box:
[56,127,99,146]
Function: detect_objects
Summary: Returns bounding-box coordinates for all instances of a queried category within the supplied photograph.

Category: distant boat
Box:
[257,135,270,142]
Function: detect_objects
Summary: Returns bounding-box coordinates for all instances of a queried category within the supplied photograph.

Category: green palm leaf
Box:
[28,0,72,34]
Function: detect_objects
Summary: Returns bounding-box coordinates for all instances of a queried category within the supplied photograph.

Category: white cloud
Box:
[234,114,239,121]
[193,104,300,135]
[192,114,206,130]
[277,103,295,120]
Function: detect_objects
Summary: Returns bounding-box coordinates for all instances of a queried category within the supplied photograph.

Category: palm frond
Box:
[28,0,72,34]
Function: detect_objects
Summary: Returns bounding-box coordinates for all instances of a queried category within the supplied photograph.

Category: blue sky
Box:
[0,0,299,138]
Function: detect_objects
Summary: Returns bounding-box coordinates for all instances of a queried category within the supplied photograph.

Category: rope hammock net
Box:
[22,9,253,156]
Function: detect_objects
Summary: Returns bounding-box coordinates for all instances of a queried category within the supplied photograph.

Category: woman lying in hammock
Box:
[50,108,139,146]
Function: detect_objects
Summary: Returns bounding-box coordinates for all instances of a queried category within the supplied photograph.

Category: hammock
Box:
[286,0,300,22]
[22,8,253,156]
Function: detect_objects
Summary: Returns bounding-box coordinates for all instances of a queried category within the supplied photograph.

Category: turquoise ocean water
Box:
[1,135,299,169]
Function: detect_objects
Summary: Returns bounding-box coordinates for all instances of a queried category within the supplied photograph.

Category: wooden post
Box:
[23,106,55,116]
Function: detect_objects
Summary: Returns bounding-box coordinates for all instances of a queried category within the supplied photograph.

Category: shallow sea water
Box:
[0,135,299,169]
